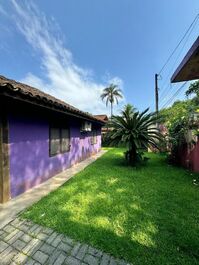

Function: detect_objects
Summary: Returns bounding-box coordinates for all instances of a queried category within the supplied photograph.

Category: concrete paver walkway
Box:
[0,218,131,265]
[0,150,131,264]
[0,150,107,229]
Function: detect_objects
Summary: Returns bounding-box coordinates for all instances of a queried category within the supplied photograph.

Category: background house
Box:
[0,76,105,203]
[94,115,109,135]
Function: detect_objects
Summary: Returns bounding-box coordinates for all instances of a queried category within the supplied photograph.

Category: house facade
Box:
[93,114,109,135]
[0,76,104,203]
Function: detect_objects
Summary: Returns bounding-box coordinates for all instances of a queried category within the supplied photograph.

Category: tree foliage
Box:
[160,81,199,128]
[185,80,199,97]
[159,100,194,128]
[159,81,199,156]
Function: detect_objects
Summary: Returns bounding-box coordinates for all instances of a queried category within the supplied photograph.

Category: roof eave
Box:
[0,84,105,125]
[171,37,199,83]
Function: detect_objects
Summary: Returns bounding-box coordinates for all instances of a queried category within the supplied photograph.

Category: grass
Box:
[22,148,199,265]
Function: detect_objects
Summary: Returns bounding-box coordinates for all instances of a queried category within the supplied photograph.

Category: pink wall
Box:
[178,141,199,172]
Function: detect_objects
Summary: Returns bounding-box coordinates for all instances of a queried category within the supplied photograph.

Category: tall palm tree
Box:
[107,107,162,165]
[100,84,123,118]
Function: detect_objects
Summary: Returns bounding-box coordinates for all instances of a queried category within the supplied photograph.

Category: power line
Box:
[161,83,187,109]
[158,13,199,75]
[150,14,199,111]
[161,82,187,109]
[159,17,199,102]
[161,82,188,109]
[159,83,172,103]
[160,84,183,108]
[158,15,199,109]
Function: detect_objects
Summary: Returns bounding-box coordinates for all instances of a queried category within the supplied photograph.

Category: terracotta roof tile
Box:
[94,114,108,122]
[0,75,104,124]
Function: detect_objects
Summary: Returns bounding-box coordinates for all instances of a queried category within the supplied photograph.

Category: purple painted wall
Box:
[8,112,101,198]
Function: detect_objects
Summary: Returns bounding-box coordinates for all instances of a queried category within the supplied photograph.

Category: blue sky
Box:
[0,1,198,115]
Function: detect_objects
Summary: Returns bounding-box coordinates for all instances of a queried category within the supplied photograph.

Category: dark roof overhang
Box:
[171,37,199,83]
[0,76,105,125]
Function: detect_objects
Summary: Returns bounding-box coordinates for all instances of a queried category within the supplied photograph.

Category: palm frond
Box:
[107,106,163,154]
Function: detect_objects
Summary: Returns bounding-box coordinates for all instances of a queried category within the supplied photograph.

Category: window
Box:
[50,127,60,155]
[91,130,97,145]
[61,128,70,153]
[50,126,70,156]
[81,121,92,132]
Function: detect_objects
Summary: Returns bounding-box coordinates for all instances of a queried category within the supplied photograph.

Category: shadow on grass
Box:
[22,148,199,265]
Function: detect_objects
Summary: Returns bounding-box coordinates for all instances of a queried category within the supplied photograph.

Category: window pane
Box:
[91,132,94,145]
[50,127,60,155]
[91,130,97,145]
[94,131,97,144]
[61,128,70,152]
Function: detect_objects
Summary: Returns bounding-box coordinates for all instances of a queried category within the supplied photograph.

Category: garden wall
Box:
[178,141,199,173]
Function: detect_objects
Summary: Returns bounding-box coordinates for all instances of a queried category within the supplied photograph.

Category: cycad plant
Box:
[121,103,136,117]
[101,84,123,118]
[107,106,162,165]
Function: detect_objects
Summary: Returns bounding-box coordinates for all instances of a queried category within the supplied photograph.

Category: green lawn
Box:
[22,148,199,265]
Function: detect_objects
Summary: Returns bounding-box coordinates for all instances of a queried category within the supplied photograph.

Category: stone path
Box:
[0,150,107,230]
[0,218,131,265]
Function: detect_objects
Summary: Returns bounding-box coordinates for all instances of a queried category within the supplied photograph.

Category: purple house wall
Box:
[8,111,101,198]
[0,75,104,203]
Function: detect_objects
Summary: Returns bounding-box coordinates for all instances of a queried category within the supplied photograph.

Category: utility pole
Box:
[155,73,159,115]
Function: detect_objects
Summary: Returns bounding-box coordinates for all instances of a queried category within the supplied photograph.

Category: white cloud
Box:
[9,0,125,115]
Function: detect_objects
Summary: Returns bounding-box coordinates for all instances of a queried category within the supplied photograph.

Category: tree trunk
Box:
[111,102,113,119]
[129,144,137,165]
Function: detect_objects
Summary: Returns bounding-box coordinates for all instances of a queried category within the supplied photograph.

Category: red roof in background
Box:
[94,114,109,122]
